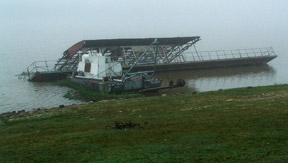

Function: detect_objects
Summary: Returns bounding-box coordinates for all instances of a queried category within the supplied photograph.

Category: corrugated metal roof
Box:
[64,36,200,58]
[82,36,200,48]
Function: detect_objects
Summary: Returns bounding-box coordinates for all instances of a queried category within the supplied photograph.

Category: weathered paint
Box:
[67,41,85,59]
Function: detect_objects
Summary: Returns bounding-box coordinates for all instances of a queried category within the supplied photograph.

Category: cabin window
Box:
[84,62,91,72]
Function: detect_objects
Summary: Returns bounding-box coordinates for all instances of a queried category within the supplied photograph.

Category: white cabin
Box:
[77,51,122,78]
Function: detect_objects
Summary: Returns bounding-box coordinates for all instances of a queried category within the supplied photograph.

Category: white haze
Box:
[0,0,288,62]
[0,0,287,113]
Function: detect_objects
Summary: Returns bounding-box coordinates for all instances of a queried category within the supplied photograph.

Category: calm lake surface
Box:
[0,52,82,114]
[0,52,287,114]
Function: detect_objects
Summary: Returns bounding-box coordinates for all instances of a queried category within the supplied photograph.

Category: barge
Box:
[26,36,277,83]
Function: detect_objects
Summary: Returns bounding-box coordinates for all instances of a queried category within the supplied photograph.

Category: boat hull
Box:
[28,71,72,82]
[69,76,162,93]
[28,56,276,82]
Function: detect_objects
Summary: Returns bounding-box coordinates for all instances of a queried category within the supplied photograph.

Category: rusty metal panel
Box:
[68,41,85,58]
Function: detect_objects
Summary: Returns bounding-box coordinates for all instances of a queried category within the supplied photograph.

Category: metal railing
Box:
[182,47,276,62]
[26,60,57,77]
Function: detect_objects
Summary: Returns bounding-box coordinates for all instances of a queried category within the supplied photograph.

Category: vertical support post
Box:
[192,53,196,61]
[27,68,30,78]
[231,50,235,58]
[216,51,220,60]
[193,44,202,61]
[223,50,227,59]
[208,51,211,60]
[122,48,128,66]
[163,47,169,63]
[238,49,242,58]
[34,62,37,72]
[181,54,186,62]
[157,47,164,63]
[245,49,249,57]
[252,49,256,57]
[45,61,49,71]
[259,48,263,56]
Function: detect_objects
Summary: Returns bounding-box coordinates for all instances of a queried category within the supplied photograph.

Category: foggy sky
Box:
[1,0,288,60]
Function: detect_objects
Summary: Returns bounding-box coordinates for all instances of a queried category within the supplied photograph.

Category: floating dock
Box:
[123,53,277,72]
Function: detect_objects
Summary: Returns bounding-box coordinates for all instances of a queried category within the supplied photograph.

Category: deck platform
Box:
[123,55,277,72]
[28,71,72,82]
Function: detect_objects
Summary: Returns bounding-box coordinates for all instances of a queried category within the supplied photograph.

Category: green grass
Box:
[55,79,143,102]
[0,85,288,162]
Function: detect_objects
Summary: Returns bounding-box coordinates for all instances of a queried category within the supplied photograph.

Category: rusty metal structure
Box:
[26,36,277,82]
[53,37,277,72]
[54,37,201,71]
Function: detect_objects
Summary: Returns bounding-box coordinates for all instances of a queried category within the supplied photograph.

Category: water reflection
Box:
[155,65,276,94]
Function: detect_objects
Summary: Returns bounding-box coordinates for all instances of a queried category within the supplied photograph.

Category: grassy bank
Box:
[0,85,288,162]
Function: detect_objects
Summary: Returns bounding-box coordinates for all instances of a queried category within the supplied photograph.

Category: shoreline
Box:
[0,84,287,162]
[0,83,286,122]
[0,97,134,122]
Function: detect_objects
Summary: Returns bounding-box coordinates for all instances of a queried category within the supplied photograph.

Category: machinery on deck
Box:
[70,39,163,93]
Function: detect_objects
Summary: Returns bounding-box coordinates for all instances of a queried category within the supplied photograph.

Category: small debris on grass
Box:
[107,121,146,130]
[192,91,197,94]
